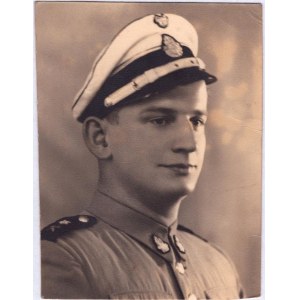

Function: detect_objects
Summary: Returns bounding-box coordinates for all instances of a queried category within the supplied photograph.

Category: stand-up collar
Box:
[86,190,186,263]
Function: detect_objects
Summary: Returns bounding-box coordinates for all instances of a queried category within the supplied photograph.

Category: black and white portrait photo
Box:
[35,2,262,299]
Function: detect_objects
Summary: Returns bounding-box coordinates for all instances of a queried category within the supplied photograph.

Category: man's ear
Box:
[82,117,112,159]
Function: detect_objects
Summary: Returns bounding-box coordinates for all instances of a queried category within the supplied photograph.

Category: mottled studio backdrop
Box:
[35,2,262,298]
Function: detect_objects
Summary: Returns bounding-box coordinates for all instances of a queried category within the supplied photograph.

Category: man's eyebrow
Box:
[140,107,207,116]
[193,110,208,117]
[140,107,177,114]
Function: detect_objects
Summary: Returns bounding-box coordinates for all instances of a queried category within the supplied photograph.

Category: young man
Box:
[41,13,244,299]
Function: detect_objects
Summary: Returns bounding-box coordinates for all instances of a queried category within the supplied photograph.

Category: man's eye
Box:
[190,117,206,127]
[150,117,172,126]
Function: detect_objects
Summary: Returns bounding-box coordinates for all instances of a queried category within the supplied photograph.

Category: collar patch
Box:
[152,235,170,254]
[174,235,186,254]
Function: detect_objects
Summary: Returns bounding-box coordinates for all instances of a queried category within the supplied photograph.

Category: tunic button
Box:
[175,262,185,274]
[188,293,197,300]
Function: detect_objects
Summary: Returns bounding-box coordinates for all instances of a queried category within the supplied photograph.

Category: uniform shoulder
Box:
[41,215,97,242]
[178,224,229,258]
[177,224,208,243]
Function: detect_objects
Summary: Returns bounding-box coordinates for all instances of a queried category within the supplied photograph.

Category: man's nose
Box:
[171,119,198,154]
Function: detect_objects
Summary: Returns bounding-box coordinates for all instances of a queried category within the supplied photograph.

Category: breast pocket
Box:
[109,291,173,299]
[204,286,240,300]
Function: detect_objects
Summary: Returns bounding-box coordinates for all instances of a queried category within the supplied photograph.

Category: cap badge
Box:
[174,235,186,254]
[162,34,183,58]
[153,235,170,254]
[154,13,168,28]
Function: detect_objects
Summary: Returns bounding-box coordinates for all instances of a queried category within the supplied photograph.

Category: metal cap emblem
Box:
[153,235,170,254]
[154,13,169,28]
[162,34,183,58]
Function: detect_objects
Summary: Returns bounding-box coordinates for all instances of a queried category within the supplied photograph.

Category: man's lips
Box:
[159,163,197,169]
[158,163,197,174]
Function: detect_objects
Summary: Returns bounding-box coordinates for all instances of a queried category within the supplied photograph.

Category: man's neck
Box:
[96,181,185,227]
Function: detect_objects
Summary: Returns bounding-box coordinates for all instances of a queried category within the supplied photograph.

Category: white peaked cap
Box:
[72,13,216,122]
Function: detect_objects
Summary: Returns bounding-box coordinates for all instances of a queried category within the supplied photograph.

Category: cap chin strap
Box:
[104,57,205,108]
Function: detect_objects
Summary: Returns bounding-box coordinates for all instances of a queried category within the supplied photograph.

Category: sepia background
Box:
[35,2,262,298]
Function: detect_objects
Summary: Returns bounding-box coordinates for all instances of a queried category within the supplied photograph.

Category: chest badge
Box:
[154,13,169,28]
[174,235,186,254]
[162,34,183,58]
[153,235,170,254]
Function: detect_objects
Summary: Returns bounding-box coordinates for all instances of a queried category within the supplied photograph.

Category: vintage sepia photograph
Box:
[35,1,262,299]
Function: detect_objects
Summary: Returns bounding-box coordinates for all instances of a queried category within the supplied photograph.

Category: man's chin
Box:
[161,184,196,201]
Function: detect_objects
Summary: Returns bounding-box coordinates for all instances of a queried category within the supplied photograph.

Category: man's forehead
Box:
[140,81,207,107]
[120,85,208,117]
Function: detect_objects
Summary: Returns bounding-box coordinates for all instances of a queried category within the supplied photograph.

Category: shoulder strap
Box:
[41,215,97,242]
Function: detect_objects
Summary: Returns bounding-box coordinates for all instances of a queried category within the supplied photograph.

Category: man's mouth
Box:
[159,164,197,175]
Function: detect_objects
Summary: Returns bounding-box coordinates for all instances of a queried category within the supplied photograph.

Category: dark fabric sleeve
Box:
[41,240,95,299]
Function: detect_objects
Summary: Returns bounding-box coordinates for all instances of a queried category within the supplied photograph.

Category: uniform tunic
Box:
[41,191,243,299]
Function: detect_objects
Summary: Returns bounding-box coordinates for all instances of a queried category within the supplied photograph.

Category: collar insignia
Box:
[153,235,170,254]
[162,34,183,58]
[153,13,169,28]
[174,235,186,254]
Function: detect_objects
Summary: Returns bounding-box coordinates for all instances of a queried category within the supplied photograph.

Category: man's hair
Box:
[103,108,120,125]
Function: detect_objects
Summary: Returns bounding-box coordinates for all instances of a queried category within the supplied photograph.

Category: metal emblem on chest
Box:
[161,34,183,58]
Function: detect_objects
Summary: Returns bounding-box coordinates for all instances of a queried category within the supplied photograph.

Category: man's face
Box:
[105,80,208,201]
